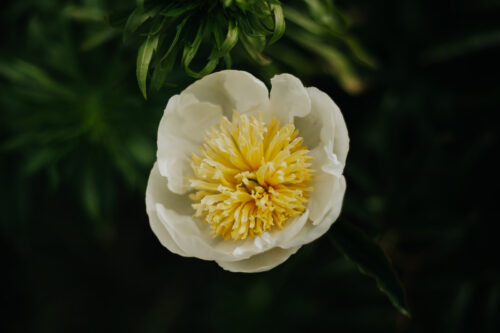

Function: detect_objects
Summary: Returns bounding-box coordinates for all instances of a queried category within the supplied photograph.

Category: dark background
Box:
[1,0,499,332]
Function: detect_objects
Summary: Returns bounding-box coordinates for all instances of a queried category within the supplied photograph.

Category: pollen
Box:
[189,112,313,241]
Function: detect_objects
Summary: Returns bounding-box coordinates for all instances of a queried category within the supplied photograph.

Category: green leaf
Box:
[183,47,219,78]
[82,170,100,219]
[240,33,271,65]
[64,5,105,22]
[286,28,364,94]
[80,28,119,51]
[284,6,325,36]
[136,34,159,99]
[269,3,285,45]
[211,20,239,59]
[22,149,57,175]
[344,36,378,68]
[329,221,410,316]
[150,47,178,92]
[159,15,189,63]
[123,6,161,42]
[224,53,232,69]
[161,2,197,17]
[182,22,220,78]
[181,22,205,69]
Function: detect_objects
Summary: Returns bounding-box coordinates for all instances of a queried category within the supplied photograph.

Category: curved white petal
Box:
[146,163,191,256]
[292,87,334,152]
[147,161,302,261]
[157,94,223,194]
[157,70,272,195]
[307,145,344,224]
[216,246,301,273]
[269,74,311,124]
[227,210,310,258]
[183,70,270,117]
[155,202,310,262]
[155,203,241,262]
[307,87,349,165]
[286,176,346,248]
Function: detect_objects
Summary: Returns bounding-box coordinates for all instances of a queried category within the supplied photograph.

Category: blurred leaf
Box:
[284,6,325,36]
[80,28,119,51]
[82,170,100,219]
[0,61,76,99]
[287,29,364,93]
[344,36,377,68]
[123,5,162,42]
[161,2,197,17]
[136,34,159,99]
[64,5,105,22]
[127,137,154,166]
[330,221,410,316]
[22,149,57,175]
[422,30,500,64]
[269,3,285,44]
[303,0,346,33]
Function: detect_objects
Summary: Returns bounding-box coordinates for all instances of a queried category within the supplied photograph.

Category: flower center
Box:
[189,112,313,240]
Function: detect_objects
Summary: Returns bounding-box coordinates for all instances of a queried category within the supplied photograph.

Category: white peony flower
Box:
[146,70,349,273]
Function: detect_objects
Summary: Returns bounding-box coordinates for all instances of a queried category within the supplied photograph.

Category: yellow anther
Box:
[189,112,313,240]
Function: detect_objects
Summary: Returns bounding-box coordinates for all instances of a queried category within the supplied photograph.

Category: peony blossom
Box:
[146,70,349,273]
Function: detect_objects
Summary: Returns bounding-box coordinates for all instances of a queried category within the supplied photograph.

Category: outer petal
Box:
[154,202,309,262]
[148,161,312,262]
[157,70,271,195]
[269,74,311,124]
[216,246,301,273]
[146,163,191,256]
[157,94,223,194]
[301,87,349,223]
[305,87,349,166]
[286,176,347,248]
[183,70,269,117]
[147,163,251,262]
[229,210,310,257]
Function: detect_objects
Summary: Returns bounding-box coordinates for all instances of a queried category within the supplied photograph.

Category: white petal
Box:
[154,202,310,262]
[183,70,269,117]
[146,161,297,261]
[307,87,349,165]
[292,88,333,152]
[308,145,344,223]
[269,74,311,124]
[155,203,241,262]
[229,210,310,256]
[149,163,312,262]
[145,163,191,256]
[216,246,301,273]
[287,176,346,248]
[157,94,223,194]
[295,86,349,230]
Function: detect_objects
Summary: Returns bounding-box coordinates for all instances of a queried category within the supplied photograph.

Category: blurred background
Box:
[1,0,499,332]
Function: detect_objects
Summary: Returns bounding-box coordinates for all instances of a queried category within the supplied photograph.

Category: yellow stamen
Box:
[189,112,313,240]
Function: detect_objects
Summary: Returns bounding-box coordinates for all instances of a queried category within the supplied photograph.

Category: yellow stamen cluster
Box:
[189,113,313,240]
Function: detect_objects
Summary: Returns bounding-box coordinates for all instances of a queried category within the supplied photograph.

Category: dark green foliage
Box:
[116,0,285,98]
[330,221,409,316]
